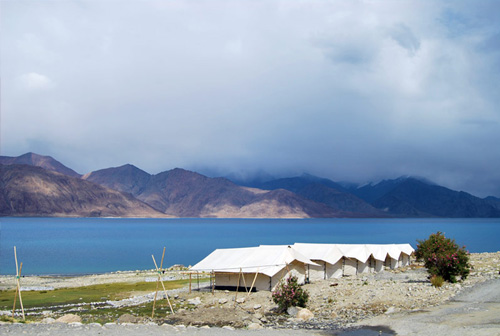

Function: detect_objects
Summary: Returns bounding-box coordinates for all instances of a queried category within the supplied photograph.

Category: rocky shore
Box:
[1,252,499,334]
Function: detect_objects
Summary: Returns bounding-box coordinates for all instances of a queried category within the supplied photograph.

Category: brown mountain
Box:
[0,152,81,178]
[82,164,151,196]
[85,166,340,218]
[0,164,165,217]
[257,175,387,217]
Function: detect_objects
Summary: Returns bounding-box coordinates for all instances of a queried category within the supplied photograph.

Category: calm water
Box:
[1,217,499,275]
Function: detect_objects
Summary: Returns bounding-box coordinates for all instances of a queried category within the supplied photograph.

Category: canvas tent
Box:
[292,243,344,281]
[190,245,318,291]
[191,243,415,290]
[293,243,415,279]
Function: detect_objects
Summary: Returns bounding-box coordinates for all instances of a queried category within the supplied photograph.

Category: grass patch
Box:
[0,279,195,310]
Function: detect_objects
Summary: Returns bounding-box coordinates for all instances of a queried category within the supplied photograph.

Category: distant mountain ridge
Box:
[347,177,500,217]
[0,164,164,217]
[1,152,499,218]
[84,165,340,218]
[0,152,81,178]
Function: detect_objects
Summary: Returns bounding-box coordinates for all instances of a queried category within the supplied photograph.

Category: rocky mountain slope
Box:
[2,152,500,218]
[349,177,500,217]
[0,152,81,178]
[255,175,386,217]
[85,166,339,218]
[0,164,164,217]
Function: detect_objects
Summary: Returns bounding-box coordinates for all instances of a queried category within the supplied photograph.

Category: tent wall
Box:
[400,253,411,267]
[308,261,327,281]
[326,260,343,279]
[374,259,385,272]
[357,260,370,274]
[385,255,399,269]
[342,258,358,276]
[214,261,308,291]
[214,272,271,291]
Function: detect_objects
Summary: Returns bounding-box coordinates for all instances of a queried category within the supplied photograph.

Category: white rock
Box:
[188,297,202,305]
[236,298,245,304]
[247,322,263,330]
[385,306,397,314]
[296,308,314,321]
[253,304,262,310]
[287,306,299,316]
[222,325,235,330]
[219,298,228,304]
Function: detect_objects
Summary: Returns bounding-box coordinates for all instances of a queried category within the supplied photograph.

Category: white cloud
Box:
[2,0,500,197]
[18,72,54,90]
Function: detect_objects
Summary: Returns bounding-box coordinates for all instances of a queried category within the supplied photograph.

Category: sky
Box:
[1,0,500,198]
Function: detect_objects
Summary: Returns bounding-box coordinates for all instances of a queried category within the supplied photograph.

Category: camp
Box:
[191,243,415,291]
[190,245,318,291]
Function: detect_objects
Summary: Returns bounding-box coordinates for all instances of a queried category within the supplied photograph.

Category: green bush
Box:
[272,275,309,313]
[415,231,470,283]
[430,275,444,288]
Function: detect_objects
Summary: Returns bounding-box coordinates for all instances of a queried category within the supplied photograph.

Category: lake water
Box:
[1,217,499,275]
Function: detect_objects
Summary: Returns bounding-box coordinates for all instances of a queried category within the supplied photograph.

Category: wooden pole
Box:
[241,271,249,293]
[247,268,259,297]
[211,270,215,295]
[12,247,25,321]
[189,273,192,294]
[234,268,241,307]
[152,251,174,315]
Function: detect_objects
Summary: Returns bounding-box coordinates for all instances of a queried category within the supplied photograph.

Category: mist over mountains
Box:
[1,153,499,218]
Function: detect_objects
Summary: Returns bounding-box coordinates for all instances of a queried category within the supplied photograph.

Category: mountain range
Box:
[1,152,499,218]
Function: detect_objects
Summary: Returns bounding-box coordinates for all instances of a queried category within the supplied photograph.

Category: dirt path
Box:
[351,278,500,336]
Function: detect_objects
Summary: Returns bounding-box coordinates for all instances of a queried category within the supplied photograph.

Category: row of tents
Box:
[191,243,415,291]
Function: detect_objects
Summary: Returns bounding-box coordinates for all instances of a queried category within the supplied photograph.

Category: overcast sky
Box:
[2,0,500,197]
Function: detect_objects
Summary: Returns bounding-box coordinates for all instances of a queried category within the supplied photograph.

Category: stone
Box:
[247,322,263,330]
[253,313,263,319]
[253,304,262,310]
[56,314,81,323]
[188,297,202,306]
[330,311,338,318]
[222,325,235,330]
[218,298,228,304]
[296,308,314,321]
[287,306,299,316]
[236,298,245,304]
[385,306,397,314]
[117,313,140,324]
[41,317,56,324]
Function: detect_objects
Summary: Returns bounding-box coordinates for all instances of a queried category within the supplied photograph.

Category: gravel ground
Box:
[1,252,499,335]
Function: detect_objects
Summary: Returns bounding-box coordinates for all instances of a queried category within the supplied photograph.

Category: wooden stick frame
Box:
[247,268,259,297]
[12,247,25,321]
[151,247,174,317]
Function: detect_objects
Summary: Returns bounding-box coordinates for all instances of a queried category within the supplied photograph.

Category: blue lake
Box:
[1,217,499,275]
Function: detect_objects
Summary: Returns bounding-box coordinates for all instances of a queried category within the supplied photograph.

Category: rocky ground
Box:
[1,252,499,333]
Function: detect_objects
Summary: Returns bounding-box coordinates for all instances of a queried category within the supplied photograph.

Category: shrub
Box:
[415,231,470,283]
[272,275,309,313]
[430,275,444,288]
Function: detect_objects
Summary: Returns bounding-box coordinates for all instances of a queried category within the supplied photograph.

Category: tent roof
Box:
[293,243,344,265]
[396,243,415,256]
[191,245,318,277]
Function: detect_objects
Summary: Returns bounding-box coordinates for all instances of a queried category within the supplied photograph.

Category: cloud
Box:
[389,23,421,56]
[18,72,54,90]
[1,0,500,197]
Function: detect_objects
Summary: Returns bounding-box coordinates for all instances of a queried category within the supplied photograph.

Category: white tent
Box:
[191,245,318,291]
[396,243,415,267]
[293,243,344,280]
